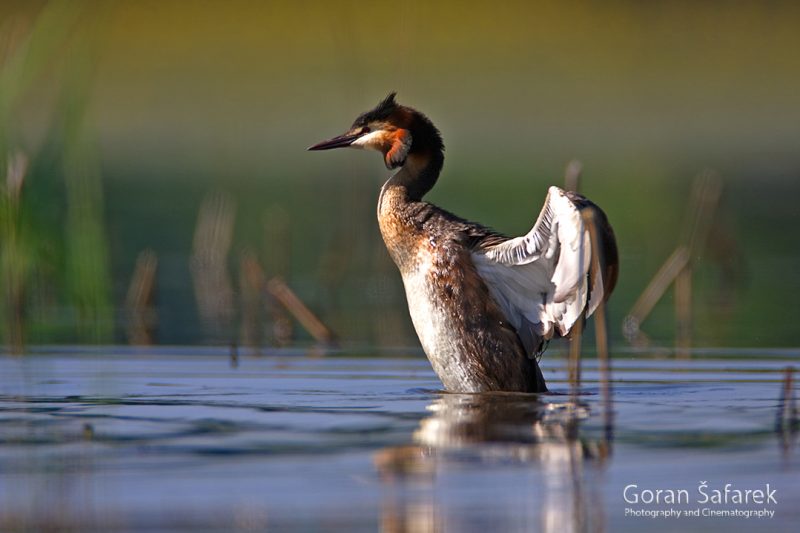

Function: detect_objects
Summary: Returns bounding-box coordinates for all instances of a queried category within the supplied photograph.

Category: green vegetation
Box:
[1,1,798,349]
[1,1,113,346]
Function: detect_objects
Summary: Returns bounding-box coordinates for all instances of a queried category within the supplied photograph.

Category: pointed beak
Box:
[307,131,363,151]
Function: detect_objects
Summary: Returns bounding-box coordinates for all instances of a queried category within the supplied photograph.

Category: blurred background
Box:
[1,0,798,350]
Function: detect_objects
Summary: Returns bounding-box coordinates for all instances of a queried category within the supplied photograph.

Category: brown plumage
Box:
[310,93,617,393]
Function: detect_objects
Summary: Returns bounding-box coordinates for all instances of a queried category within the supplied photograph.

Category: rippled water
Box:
[1,348,798,532]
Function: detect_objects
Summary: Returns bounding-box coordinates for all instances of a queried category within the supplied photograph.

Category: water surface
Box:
[1,349,798,531]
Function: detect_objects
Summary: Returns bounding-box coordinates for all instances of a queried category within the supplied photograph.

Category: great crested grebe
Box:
[309,93,618,393]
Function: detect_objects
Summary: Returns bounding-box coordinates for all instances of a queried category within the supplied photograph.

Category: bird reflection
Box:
[375,393,612,533]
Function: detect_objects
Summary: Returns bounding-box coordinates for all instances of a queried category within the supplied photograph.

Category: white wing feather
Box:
[472,186,601,353]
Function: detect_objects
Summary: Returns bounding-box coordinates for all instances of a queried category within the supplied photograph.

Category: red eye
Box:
[361,127,371,134]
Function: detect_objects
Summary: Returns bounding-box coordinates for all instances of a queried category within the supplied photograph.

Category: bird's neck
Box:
[384,148,444,202]
[377,148,444,268]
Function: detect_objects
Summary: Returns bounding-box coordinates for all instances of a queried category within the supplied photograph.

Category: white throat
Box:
[351,130,386,150]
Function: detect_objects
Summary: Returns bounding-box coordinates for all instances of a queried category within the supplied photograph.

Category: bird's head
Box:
[308,92,442,170]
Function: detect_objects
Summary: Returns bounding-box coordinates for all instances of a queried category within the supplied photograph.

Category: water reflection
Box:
[375,393,612,532]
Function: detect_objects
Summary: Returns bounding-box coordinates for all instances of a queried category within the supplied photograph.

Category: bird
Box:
[309,93,618,393]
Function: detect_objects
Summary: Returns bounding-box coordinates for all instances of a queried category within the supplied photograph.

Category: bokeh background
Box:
[1,0,799,350]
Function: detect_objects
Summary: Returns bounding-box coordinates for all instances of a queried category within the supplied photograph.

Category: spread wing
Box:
[470,186,617,356]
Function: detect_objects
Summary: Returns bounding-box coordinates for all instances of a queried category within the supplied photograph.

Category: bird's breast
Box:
[399,242,476,389]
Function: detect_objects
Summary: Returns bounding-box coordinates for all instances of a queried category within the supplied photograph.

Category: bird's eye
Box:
[361,126,371,134]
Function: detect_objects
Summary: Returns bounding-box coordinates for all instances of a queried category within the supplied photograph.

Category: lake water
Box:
[1,348,798,532]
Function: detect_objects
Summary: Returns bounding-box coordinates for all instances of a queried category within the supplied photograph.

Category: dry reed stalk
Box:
[585,210,614,448]
[190,193,236,341]
[124,249,158,345]
[3,152,28,353]
[239,250,266,351]
[623,171,722,353]
[564,159,582,193]
[266,277,336,347]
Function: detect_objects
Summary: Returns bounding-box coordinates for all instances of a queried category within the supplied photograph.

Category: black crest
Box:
[352,92,398,127]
